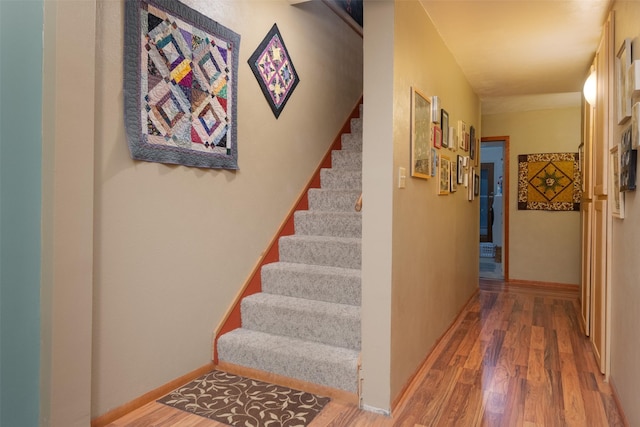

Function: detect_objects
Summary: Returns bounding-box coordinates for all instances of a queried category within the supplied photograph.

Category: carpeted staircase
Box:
[217,107,363,393]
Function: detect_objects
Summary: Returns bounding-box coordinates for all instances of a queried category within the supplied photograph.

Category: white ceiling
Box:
[418,0,612,113]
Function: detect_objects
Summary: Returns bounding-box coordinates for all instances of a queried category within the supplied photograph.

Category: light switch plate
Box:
[399,167,406,188]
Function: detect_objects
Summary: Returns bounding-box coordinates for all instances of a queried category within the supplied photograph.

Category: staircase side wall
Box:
[92,0,362,418]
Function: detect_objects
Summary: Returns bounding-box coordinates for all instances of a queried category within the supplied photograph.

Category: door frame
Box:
[480,136,510,281]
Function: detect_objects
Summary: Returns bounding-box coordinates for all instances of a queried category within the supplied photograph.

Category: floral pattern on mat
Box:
[157,370,330,426]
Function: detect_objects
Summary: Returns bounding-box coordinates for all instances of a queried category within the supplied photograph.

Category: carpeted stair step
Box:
[261,262,361,306]
[217,328,359,392]
[350,117,362,136]
[341,133,362,152]
[307,189,361,212]
[320,169,361,190]
[331,150,362,171]
[294,211,361,238]
[241,293,360,350]
[279,235,361,269]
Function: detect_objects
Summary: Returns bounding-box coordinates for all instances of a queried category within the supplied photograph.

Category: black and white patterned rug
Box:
[157,370,330,426]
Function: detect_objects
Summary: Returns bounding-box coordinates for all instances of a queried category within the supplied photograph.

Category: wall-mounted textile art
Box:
[124,0,240,169]
[518,153,580,211]
[248,24,300,119]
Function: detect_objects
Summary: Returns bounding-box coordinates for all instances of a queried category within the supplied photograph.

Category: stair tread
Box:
[280,235,361,243]
[244,292,360,312]
[219,328,359,362]
[217,328,359,392]
[262,261,361,277]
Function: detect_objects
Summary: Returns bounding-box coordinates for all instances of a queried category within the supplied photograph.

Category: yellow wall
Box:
[91,0,362,416]
[482,108,582,285]
[362,0,480,410]
[609,2,640,425]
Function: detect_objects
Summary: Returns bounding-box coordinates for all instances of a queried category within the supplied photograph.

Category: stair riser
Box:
[261,264,361,306]
[320,169,362,190]
[341,133,362,151]
[350,117,362,136]
[307,189,361,212]
[241,297,360,350]
[331,150,362,171]
[279,237,361,269]
[294,211,362,238]
[217,330,358,392]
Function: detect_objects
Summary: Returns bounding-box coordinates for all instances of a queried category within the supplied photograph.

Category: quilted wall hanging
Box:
[248,24,300,119]
[124,0,240,169]
[518,152,581,211]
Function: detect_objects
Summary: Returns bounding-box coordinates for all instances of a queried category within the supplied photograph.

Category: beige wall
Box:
[609,2,640,425]
[92,0,362,416]
[482,108,582,285]
[41,1,96,425]
[390,0,481,402]
[362,0,481,410]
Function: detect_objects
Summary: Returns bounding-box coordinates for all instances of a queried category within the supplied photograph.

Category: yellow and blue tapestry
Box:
[518,153,581,211]
[124,0,240,169]
[248,24,300,119]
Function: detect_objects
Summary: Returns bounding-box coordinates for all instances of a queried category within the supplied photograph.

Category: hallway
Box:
[107,280,625,426]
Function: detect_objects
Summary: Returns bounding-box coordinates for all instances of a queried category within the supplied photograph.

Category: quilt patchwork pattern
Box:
[248,24,299,118]
[518,153,581,211]
[124,0,240,169]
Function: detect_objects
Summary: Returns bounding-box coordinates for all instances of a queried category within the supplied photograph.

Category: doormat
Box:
[517,152,580,211]
[157,370,330,426]
[124,0,240,169]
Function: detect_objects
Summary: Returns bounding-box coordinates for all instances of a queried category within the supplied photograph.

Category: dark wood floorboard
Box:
[106,281,626,426]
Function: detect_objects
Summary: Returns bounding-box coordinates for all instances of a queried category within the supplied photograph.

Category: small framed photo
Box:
[431,96,441,123]
[467,167,475,200]
[620,125,637,191]
[458,120,468,151]
[433,125,442,149]
[410,87,432,179]
[610,144,624,218]
[431,148,437,177]
[457,155,464,184]
[617,38,632,124]
[439,154,450,195]
[469,137,476,162]
[441,109,449,148]
[449,126,457,151]
[474,174,480,197]
[450,157,458,192]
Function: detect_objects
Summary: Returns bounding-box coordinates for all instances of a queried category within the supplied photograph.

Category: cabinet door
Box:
[591,199,607,373]
[580,201,592,336]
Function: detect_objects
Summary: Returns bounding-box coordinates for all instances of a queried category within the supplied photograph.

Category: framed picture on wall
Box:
[441,109,449,148]
[431,148,437,177]
[439,154,450,195]
[620,125,637,191]
[458,120,468,151]
[457,155,464,184]
[433,125,442,149]
[410,87,432,179]
[474,173,480,197]
[449,126,457,151]
[617,39,632,124]
[450,157,458,192]
[431,96,441,123]
[610,144,624,218]
[467,166,475,200]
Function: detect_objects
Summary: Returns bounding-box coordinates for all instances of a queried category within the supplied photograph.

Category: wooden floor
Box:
[106,280,626,426]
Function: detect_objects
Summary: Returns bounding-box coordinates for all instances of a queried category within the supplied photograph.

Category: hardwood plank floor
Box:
[105,281,625,426]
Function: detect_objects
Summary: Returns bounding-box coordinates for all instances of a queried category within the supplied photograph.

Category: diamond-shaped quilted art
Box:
[248,24,300,119]
[124,0,240,169]
[518,153,581,211]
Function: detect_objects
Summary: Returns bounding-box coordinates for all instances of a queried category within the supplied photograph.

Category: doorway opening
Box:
[479,137,509,280]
